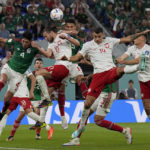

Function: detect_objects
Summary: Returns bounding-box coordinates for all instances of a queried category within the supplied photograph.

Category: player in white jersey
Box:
[61,27,150,145]
[0,70,48,138]
[31,25,80,129]
[116,34,150,120]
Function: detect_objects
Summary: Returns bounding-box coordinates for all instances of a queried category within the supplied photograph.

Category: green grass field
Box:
[0,123,150,150]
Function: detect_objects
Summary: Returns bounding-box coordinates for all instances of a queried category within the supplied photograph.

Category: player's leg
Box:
[7,110,25,141]
[139,81,150,118]
[0,109,12,136]
[0,73,7,91]
[58,83,68,129]
[36,69,52,108]
[94,96,132,144]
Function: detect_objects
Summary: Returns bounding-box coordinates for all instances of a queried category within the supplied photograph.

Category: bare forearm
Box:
[0,37,7,43]
[69,54,83,62]
[122,59,139,65]
[36,46,52,58]
[66,37,80,46]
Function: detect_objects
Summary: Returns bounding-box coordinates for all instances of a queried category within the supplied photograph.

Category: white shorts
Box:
[20,100,42,111]
[91,92,116,116]
[1,64,25,93]
[68,64,84,83]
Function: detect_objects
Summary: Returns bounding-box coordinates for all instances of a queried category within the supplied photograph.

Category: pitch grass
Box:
[0,123,150,150]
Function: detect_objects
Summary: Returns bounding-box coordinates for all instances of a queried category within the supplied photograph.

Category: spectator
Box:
[118,91,128,99]
[0,42,6,60]
[24,6,37,31]
[32,20,44,40]
[53,0,65,11]
[0,23,10,38]
[125,80,138,99]
[46,0,55,9]
[63,7,73,20]
[26,0,39,14]
[3,0,15,15]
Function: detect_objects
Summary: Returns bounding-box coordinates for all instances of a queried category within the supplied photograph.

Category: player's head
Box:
[34,58,43,70]
[128,80,134,88]
[134,34,147,46]
[93,28,104,44]
[65,19,76,31]
[43,25,58,43]
[22,31,32,49]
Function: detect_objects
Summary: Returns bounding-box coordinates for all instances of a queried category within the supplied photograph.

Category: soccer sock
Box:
[95,120,123,133]
[78,81,88,98]
[36,75,51,102]
[0,81,5,91]
[27,112,40,122]
[36,128,41,135]
[77,117,88,138]
[78,108,90,131]
[40,107,48,122]
[10,120,21,137]
[0,114,8,135]
[124,65,139,74]
[58,91,65,116]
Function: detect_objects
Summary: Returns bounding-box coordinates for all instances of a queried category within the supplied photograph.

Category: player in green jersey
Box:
[6,58,54,141]
[0,32,51,119]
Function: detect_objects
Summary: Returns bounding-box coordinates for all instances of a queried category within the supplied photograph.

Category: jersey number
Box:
[20,52,25,58]
[54,46,59,53]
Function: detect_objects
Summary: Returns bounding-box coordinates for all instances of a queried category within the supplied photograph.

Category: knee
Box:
[84,101,91,109]
[94,115,104,125]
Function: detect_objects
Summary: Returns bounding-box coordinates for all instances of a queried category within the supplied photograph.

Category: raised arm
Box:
[120,29,150,43]
[59,34,80,46]
[118,56,140,65]
[31,41,53,58]
[116,53,129,64]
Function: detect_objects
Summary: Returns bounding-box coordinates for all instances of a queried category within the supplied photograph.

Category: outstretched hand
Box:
[31,41,39,49]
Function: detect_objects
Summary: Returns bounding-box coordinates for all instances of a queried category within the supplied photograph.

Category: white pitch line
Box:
[0,147,43,150]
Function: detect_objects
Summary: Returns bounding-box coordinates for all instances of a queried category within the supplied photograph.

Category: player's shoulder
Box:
[128,45,136,51]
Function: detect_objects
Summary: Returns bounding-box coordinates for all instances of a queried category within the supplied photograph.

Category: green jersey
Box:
[27,74,42,101]
[6,39,38,74]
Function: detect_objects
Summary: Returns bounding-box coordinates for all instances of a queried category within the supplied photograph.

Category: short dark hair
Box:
[34,58,43,64]
[93,28,103,34]
[65,19,76,25]
[22,31,32,41]
[129,80,134,83]
[44,25,58,33]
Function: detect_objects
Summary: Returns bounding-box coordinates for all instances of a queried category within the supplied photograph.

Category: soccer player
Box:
[0,70,47,137]
[0,32,51,120]
[61,28,150,145]
[116,34,150,122]
[31,25,80,129]
[6,58,54,141]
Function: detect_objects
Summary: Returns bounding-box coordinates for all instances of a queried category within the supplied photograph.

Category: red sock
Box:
[95,120,123,133]
[0,81,5,91]
[58,91,65,116]
[36,128,41,134]
[10,120,21,137]
[78,81,88,98]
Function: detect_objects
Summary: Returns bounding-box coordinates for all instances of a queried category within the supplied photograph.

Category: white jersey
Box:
[125,44,150,82]
[79,37,120,73]
[48,33,72,69]
[14,69,32,97]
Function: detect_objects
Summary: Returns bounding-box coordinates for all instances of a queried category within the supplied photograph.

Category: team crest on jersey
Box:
[17,48,20,51]
[104,43,109,48]
[27,48,31,54]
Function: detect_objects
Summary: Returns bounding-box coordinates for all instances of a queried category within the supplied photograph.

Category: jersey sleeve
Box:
[25,69,33,77]
[110,37,120,45]
[79,42,89,57]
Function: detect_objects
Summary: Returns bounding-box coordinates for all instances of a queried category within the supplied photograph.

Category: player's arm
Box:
[31,41,53,58]
[59,34,80,46]
[0,37,7,43]
[118,56,140,65]
[28,74,36,100]
[61,30,78,36]
[120,29,150,43]
[116,53,129,64]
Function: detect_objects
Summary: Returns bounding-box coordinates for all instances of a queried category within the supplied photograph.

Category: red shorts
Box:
[139,81,150,99]
[87,67,120,98]
[44,65,69,88]
[9,97,32,111]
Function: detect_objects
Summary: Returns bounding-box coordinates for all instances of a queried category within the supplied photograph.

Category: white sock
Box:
[36,75,51,101]
[39,107,48,122]
[27,112,40,122]
[45,124,50,131]
[106,92,117,110]
[124,65,139,74]
[0,114,8,136]
[78,108,90,130]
